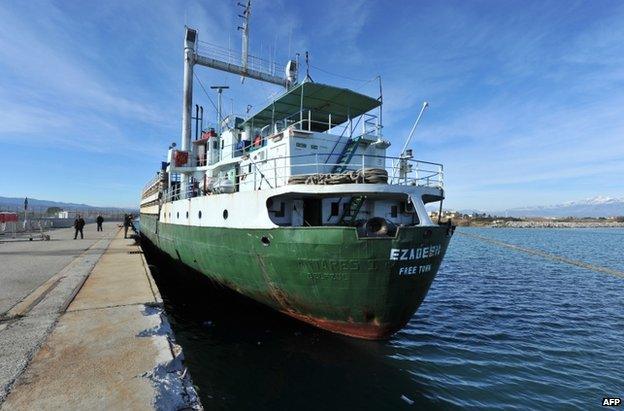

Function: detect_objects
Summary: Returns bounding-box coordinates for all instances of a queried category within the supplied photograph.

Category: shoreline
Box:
[455,221,624,228]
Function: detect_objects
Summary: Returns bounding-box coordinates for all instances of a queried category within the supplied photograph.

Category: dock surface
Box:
[0,223,116,314]
[0,226,199,410]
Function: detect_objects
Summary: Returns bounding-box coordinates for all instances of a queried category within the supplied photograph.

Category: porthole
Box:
[261,236,270,246]
[223,209,228,219]
[198,211,202,219]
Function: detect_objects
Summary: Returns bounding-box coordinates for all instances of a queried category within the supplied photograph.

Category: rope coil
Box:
[288,168,388,185]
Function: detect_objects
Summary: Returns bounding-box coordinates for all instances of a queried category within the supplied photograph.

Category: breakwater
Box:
[492,220,624,228]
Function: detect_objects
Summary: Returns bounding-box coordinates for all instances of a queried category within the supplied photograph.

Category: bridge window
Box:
[391,205,398,218]
[274,202,286,218]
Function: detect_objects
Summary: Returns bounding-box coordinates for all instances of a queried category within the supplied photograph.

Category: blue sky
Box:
[1,0,623,210]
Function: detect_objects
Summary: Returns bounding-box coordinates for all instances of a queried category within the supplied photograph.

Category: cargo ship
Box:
[140,4,454,339]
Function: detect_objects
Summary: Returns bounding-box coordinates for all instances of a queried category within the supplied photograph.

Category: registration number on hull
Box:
[398,264,431,276]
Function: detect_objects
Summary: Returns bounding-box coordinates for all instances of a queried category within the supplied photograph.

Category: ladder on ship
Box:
[334,135,367,225]
[331,135,363,173]
[338,195,366,226]
[324,117,367,225]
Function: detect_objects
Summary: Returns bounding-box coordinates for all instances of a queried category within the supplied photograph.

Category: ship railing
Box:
[162,182,188,203]
[185,110,381,167]
[238,153,443,191]
[142,174,161,193]
[162,154,442,202]
[271,110,381,139]
[197,41,281,77]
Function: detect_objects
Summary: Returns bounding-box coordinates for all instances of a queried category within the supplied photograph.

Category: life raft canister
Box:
[173,150,189,167]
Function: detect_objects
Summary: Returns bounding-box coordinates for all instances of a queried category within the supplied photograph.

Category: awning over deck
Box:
[241,81,381,132]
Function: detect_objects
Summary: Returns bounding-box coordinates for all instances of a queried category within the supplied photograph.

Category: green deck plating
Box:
[140,213,452,339]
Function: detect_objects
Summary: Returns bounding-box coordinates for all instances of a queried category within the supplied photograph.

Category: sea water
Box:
[145,227,624,410]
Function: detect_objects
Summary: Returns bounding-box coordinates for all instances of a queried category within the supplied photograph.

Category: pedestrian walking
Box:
[74,215,86,239]
[96,215,104,231]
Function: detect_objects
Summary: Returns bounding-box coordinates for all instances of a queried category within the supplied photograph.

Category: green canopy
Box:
[241,81,381,132]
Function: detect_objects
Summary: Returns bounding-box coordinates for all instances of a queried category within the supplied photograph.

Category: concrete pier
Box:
[0,225,200,410]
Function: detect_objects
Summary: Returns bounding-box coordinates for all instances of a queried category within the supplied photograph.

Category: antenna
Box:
[377,75,383,131]
[400,101,429,156]
[304,51,313,82]
[210,85,229,134]
[238,1,251,83]
[391,101,429,182]
[188,2,286,87]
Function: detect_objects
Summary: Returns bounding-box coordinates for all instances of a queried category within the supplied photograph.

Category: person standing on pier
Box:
[74,215,86,239]
[123,214,132,239]
[96,214,104,231]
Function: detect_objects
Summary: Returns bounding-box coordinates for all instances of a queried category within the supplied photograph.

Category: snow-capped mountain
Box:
[499,196,624,218]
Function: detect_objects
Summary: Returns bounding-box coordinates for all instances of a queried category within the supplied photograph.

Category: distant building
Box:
[429,210,461,220]
[57,211,70,219]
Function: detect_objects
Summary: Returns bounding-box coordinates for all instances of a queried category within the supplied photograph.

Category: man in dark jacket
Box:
[74,215,86,239]
[96,215,104,231]
[123,214,132,238]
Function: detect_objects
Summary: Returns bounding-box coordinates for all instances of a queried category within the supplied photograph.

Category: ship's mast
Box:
[239,1,250,82]
[180,28,197,197]
[179,0,295,198]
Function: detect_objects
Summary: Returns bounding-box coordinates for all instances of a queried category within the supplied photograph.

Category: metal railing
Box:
[163,153,443,202]
[197,41,281,77]
[179,110,382,168]
[272,110,381,138]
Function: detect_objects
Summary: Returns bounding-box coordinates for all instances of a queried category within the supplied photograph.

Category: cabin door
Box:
[302,198,322,226]
[269,143,287,187]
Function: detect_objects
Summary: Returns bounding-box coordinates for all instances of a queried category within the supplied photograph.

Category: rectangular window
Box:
[275,202,286,217]
[248,164,252,173]
[391,205,398,218]
[331,202,339,216]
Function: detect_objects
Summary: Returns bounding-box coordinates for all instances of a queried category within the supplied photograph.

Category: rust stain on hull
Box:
[282,310,405,340]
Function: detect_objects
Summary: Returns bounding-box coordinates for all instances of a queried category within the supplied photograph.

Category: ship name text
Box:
[389,245,442,261]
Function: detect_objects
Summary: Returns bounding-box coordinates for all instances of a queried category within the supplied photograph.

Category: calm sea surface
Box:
[144,227,624,410]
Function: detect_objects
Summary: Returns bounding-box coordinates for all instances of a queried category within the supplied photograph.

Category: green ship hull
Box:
[140,213,453,339]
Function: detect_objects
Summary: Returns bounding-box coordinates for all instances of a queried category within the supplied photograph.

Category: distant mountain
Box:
[0,196,135,213]
[498,196,624,218]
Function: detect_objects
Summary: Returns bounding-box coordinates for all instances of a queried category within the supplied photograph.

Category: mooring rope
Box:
[288,168,388,185]
[456,231,624,279]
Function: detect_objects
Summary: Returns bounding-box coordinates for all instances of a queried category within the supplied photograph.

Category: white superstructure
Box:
[140,25,445,237]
